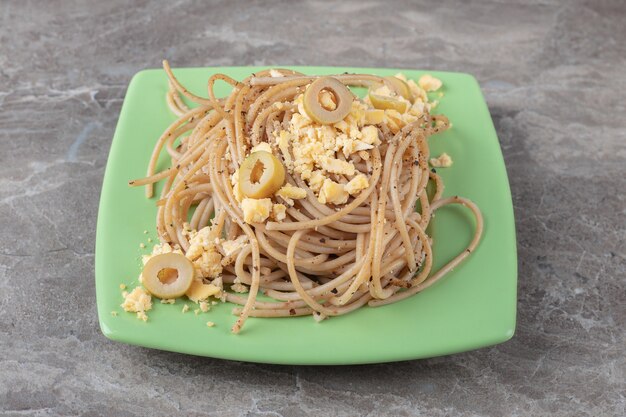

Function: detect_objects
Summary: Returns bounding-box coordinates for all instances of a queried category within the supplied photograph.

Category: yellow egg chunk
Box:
[430,152,453,168]
[238,151,286,199]
[368,93,408,113]
[361,125,380,145]
[186,279,221,302]
[220,235,249,257]
[345,174,370,196]
[121,287,152,313]
[241,198,273,224]
[364,109,385,124]
[272,204,287,221]
[318,179,349,205]
[275,184,307,205]
[316,156,356,176]
[418,74,443,92]
[141,252,195,299]
[308,170,325,192]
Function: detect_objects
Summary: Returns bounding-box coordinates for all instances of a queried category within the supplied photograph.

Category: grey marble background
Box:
[1,0,625,416]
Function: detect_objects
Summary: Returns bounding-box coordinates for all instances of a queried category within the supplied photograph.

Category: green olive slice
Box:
[384,76,412,101]
[303,77,353,124]
[239,151,286,199]
[141,252,194,299]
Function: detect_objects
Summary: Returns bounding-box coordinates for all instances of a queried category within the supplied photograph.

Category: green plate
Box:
[96,66,517,365]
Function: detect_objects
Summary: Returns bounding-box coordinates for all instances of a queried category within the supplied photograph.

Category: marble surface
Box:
[1,1,625,416]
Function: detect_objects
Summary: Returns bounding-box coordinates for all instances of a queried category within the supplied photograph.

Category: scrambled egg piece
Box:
[241,198,273,223]
[430,153,453,168]
[272,203,287,221]
[344,174,369,195]
[121,287,152,321]
[186,279,221,302]
[316,156,355,176]
[277,130,293,169]
[220,235,249,257]
[231,169,244,203]
[307,170,325,192]
[186,226,223,279]
[418,74,443,92]
[360,125,380,145]
[318,179,349,205]
[231,278,249,293]
[364,109,384,124]
[275,184,307,205]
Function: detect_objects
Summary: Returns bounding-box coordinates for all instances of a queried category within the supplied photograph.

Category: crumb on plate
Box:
[430,153,453,168]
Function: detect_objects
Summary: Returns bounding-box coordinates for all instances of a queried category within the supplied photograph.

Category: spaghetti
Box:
[129,61,483,333]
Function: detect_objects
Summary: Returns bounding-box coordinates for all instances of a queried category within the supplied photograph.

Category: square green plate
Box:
[96,66,517,365]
